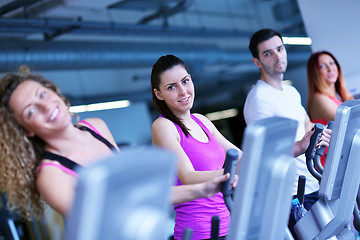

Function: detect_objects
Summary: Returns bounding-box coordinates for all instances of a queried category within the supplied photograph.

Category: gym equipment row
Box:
[2,100,360,240]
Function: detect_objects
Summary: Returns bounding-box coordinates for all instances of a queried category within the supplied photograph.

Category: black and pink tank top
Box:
[36,120,117,177]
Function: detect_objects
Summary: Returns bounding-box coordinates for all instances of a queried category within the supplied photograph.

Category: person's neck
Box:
[261,73,284,90]
[328,83,337,96]
[174,110,192,125]
[42,124,83,155]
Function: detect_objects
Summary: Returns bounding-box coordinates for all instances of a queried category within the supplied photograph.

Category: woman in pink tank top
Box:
[151,55,242,239]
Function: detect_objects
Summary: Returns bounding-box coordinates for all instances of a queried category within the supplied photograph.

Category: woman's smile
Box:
[48,106,59,122]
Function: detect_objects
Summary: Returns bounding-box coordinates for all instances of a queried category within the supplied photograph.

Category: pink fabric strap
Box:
[328,95,343,106]
[36,162,79,177]
[78,120,104,138]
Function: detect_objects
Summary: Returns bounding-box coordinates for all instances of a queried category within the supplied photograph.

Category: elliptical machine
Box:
[294,100,360,240]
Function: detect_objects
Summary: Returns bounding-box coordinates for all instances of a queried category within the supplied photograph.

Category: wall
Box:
[77,102,153,147]
[297,0,360,98]
[285,65,308,108]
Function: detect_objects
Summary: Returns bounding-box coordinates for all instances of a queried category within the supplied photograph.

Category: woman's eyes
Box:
[165,78,190,90]
[183,79,190,84]
[28,108,35,118]
[40,91,46,98]
[320,61,335,69]
[26,91,46,118]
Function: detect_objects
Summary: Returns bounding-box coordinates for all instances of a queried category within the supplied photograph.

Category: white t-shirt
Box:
[243,79,319,195]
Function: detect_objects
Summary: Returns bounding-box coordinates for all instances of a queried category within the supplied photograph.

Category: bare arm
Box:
[292,114,332,157]
[171,173,230,205]
[309,93,339,121]
[293,127,314,157]
[152,117,223,185]
[304,113,314,133]
[36,166,77,216]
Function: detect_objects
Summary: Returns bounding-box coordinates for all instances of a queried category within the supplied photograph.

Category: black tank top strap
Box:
[76,125,117,152]
[43,151,83,171]
[41,125,117,172]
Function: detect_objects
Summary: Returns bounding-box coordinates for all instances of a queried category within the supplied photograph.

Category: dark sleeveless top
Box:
[40,124,117,174]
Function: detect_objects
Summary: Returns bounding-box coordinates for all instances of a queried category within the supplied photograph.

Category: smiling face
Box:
[8,80,71,137]
[318,53,339,86]
[153,64,194,117]
[253,35,288,77]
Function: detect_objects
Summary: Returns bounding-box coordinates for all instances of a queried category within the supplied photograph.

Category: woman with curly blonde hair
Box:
[0,66,119,219]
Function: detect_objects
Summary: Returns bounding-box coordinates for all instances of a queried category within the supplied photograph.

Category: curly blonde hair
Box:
[0,66,70,220]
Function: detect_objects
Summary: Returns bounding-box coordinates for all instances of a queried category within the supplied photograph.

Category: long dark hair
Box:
[151,55,191,136]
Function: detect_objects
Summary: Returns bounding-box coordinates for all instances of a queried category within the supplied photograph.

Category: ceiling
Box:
[0,0,311,114]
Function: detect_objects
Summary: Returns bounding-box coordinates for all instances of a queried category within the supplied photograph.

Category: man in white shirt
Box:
[243,28,331,239]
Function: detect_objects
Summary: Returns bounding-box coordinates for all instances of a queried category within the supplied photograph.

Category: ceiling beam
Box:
[0,17,254,40]
[0,0,42,16]
[138,0,193,25]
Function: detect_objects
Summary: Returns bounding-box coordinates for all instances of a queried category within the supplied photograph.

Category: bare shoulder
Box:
[78,117,113,134]
[37,161,65,181]
[193,113,210,123]
[152,116,175,130]
[152,117,179,141]
[313,92,330,102]
[78,117,118,149]
[312,93,334,107]
[36,161,74,197]
[78,117,106,128]
[192,113,215,131]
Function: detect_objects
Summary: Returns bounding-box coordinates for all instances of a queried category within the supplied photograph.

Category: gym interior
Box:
[1,1,360,239]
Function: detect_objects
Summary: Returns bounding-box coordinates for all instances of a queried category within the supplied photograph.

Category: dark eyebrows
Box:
[35,86,40,97]
[164,74,190,88]
[181,74,190,81]
[262,49,271,55]
[261,44,284,56]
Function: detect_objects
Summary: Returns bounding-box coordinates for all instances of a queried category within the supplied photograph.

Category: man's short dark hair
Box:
[249,28,283,59]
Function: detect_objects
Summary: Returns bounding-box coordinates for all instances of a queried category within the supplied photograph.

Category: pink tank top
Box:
[169,114,230,240]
